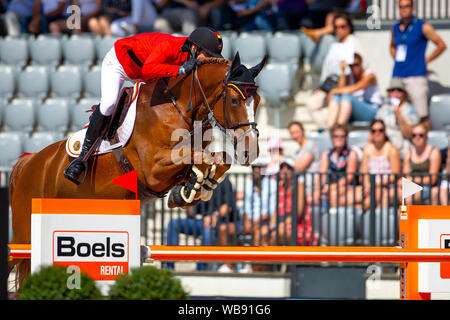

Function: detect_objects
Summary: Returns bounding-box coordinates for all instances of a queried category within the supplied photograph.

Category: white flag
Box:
[402,177,423,201]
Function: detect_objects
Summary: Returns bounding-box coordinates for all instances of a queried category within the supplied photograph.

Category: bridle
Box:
[166,64,260,145]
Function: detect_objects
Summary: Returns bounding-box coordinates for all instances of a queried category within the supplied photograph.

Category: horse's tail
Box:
[8,154,34,295]
[8,154,33,205]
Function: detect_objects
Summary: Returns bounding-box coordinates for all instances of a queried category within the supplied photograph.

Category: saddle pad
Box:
[66,81,145,158]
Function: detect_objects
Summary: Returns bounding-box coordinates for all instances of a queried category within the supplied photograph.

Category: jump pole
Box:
[8,204,450,300]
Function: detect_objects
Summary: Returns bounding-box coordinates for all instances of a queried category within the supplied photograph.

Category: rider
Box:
[64,27,224,185]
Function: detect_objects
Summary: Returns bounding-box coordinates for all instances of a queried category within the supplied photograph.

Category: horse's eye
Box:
[231,97,239,105]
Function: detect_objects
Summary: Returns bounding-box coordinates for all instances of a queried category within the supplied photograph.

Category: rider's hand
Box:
[180,58,201,75]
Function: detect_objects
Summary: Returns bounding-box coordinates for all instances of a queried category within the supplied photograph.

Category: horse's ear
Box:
[230,51,241,72]
[249,55,268,78]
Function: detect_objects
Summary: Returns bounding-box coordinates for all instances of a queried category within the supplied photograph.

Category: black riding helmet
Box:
[183,27,223,58]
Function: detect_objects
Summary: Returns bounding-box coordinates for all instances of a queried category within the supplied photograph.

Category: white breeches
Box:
[99,47,135,116]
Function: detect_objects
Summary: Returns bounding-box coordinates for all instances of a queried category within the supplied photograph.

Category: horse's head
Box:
[197,53,266,166]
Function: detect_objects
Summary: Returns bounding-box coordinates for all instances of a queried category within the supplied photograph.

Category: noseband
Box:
[192,68,259,141]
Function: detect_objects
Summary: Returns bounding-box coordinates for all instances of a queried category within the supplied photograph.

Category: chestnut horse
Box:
[8,53,265,289]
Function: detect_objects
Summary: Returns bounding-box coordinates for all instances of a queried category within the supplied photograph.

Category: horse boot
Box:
[64,107,110,185]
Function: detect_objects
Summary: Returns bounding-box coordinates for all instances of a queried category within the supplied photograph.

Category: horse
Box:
[8,52,266,290]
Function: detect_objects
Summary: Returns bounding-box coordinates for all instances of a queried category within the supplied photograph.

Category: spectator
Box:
[268,158,311,246]
[110,0,158,36]
[375,77,420,154]
[390,0,447,131]
[240,156,276,246]
[326,53,382,128]
[301,0,364,42]
[288,121,320,180]
[165,176,235,271]
[28,0,68,35]
[153,0,198,35]
[49,0,102,35]
[401,123,441,204]
[88,0,131,36]
[307,124,359,207]
[229,0,274,32]
[357,119,401,209]
[305,12,367,131]
[2,0,34,36]
[432,146,449,205]
[269,0,307,31]
[265,137,284,176]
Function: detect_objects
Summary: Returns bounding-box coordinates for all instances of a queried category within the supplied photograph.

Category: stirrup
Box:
[64,160,89,186]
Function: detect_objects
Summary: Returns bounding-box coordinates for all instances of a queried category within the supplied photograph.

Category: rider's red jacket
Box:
[114,33,189,81]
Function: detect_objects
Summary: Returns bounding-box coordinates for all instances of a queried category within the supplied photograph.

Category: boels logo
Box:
[53,231,129,281]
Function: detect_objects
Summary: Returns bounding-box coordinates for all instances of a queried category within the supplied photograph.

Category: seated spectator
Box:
[239,156,276,246]
[327,53,382,128]
[269,0,307,30]
[28,0,68,35]
[153,0,198,35]
[357,119,401,209]
[432,146,450,205]
[307,124,359,207]
[265,137,284,176]
[268,158,312,246]
[49,0,102,35]
[375,78,420,154]
[88,0,131,36]
[301,0,364,42]
[288,121,320,194]
[2,0,34,36]
[305,12,367,131]
[110,0,157,36]
[165,176,235,271]
[401,124,441,204]
[226,0,273,32]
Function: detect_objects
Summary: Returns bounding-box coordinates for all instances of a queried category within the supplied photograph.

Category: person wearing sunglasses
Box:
[402,124,441,205]
[307,124,359,208]
[326,53,382,129]
[305,12,367,131]
[390,0,447,131]
[375,77,420,154]
[357,119,401,210]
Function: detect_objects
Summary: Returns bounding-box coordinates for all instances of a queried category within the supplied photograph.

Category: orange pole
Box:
[147,245,450,263]
[10,244,450,263]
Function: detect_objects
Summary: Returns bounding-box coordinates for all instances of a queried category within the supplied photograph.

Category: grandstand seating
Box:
[95,35,120,61]
[50,65,82,99]
[36,98,70,132]
[0,132,23,169]
[257,64,292,107]
[62,35,95,66]
[0,36,28,68]
[83,66,101,98]
[18,66,49,99]
[23,131,64,153]
[233,33,266,67]
[29,35,62,66]
[429,94,450,132]
[71,98,98,131]
[0,65,15,100]
[3,98,35,132]
[428,130,449,150]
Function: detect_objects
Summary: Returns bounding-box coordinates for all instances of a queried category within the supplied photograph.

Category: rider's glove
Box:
[179,58,201,75]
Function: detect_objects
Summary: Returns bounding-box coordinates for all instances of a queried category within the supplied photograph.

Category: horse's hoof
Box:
[168,185,186,208]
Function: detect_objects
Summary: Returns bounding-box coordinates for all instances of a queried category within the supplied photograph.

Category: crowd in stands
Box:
[0,0,366,36]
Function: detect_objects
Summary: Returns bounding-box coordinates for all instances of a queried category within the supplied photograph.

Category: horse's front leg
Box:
[197,163,230,202]
[167,163,208,208]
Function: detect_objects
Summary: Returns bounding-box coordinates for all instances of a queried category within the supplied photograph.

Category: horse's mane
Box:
[198,57,230,66]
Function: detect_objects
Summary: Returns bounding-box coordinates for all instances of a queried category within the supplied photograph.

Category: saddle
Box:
[85,85,169,200]
[89,86,134,141]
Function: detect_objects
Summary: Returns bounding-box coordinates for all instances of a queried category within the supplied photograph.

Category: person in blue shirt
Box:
[390,0,446,131]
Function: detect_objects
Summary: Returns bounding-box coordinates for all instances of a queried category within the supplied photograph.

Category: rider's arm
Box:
[141,42,185,79]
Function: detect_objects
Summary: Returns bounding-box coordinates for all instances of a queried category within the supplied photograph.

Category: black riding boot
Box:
[64,107,109,185]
